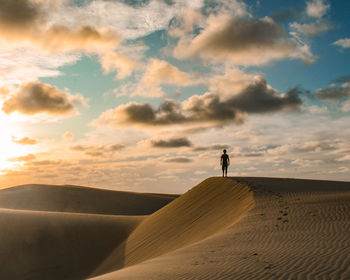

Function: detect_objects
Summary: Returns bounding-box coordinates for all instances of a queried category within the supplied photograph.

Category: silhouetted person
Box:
[220,149,230,177]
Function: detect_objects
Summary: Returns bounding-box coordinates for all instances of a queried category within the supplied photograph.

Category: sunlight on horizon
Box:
[0,109,32,172]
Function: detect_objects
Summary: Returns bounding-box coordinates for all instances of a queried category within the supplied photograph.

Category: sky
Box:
[0,0,349,193]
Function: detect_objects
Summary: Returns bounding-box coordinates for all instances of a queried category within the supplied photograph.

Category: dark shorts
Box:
[222,164,228,171]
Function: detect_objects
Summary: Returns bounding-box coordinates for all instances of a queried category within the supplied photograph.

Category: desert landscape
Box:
[0,2,349,279]
[1,177,350,280]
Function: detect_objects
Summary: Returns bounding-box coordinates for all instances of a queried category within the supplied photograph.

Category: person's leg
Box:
[222,165,225,177]
[225,166,228,177]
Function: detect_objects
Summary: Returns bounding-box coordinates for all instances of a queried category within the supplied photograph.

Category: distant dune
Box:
[1,177,350,280]
[0,184,177,215]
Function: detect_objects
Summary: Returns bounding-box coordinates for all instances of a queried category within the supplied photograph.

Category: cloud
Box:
[150,137,192,148]
[271,7,303,22]
[314,83,350,100]
[0,0,42,31]
[92,73,303,128]
[92,100,187,126]
[290,20,332,36]
[131,59,200,98]
[33,25,121,54]
[333,75,350,84]
[165,157,192,163]
[341,100,350,112]
[193,144,229,152]
[0,86,10,98]
[307,105,328,114]
[70,143,124,157]
[2,81,87,116]
[0,43,80,85]
[100,52,137,79]
[11,136,37,145]
[333,38,350,49]
[0,1,121,54]
[142,59,197,88]
[184,79,303,115]
[306,0,330,18]
[8,153,36,162]
[173,15,315,65]
[289,0,332,38]
[62,131,74,141]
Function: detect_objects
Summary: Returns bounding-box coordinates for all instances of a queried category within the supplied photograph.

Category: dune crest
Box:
[92,177,255,276]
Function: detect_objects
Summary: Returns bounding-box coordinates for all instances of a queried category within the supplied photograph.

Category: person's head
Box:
[223,149,226,154]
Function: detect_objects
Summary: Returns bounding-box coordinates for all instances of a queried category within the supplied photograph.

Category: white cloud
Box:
[333,38,350,49]
[0,41,80,86]
[290,20,332,36]
[341,100,350,112]
[48,0,204,40]
[307,105,329,114]
[306,0,330,18]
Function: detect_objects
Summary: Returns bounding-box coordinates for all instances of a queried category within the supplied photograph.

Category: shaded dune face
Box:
[0,210,142,280]
[92,177,255,276]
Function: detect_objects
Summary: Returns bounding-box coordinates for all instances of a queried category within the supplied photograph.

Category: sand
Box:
[1,177,350,279]
[0,184,176,280]
[0,184,177,215]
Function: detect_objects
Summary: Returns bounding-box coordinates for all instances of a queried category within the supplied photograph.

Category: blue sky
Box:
[0,0,349,192]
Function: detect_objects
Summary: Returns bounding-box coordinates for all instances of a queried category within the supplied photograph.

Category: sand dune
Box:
[91,177,350,280]
[0,208,142,280]
[92,177,254,276]
[0,184,177,215]
[2,177,350,280]
[0,184,177,280]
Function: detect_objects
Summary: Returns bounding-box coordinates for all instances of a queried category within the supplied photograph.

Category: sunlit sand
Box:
[1,177,350,279]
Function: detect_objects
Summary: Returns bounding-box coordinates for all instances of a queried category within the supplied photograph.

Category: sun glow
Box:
[0,111,33,172]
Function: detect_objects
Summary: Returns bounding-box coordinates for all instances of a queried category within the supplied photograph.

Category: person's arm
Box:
[228,155,230,166]
[220,155,223,166]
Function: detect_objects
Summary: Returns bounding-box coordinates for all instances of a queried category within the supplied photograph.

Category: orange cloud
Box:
[100,52,137,79]
[70,143,124,157]
[62,131,74,141]
[0,87,10,99]
[12,136,38,145]
[142,59,196,88]
[0,1,121,54]
[33,25,121,54]
[126,59,200,98]
[8,153,36,162]
[2,81,87,116]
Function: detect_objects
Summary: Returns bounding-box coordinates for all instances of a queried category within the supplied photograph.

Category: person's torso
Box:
[221,154,229,165]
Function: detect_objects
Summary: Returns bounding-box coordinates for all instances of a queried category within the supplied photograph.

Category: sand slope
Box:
[0,184,177,215]
[2,177,350,280]
[91,177,350,280]
[0,184,177,280]
[92,177,254,277]
[0,209,142,280]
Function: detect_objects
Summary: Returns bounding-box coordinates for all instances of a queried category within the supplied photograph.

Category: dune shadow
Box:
[0,210,139,280]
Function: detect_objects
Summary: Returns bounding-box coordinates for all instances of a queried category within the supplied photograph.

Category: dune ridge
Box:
[91,177,350,280]
[92,177,255,277]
